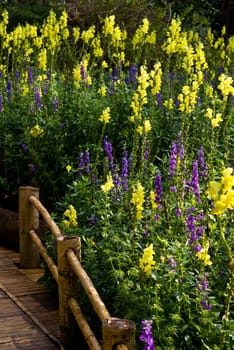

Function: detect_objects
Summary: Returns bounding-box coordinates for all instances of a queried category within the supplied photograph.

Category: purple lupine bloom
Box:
[7,80,12,101]
[121,151,129,191]
[154,173,162,203]
[60,121,67,129]
[168,258,177,267]
[170,186,177,193]
[28,67,33,84]
[186,215,196,235]
[35,88,43,109]
[193,244,202,253]
[21,143,28,152]
[15,70,20,80]
[111,65,118,82]
[156,92,162,106]
[0,94,2,112]
[84,150,90,173]
[198,146,208,177]
[175,207,182,216]
[191,161,201,203]
[144,144,149,159]
[103,136,113,162]
[80,63,86,81]
[53,97,59,112]
[169,142,177,176]
[139,320,155,350]
[200,300,212,310]
[78,152,84,175]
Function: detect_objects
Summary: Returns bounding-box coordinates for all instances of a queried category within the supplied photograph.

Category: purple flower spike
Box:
[155,173,162,203]
[191,161,201,203]
[169,142,177,176]
[139,320,155,350]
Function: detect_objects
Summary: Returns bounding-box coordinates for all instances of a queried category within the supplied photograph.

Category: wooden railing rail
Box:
[19,186,135,350]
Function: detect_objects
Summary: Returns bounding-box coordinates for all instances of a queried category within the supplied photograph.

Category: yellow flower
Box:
[99,107,111,124]
[101,174,114,193]
[218,73,234,97]
[139,244,156,276]
[196,242,212,266]
[97,85,107,96]
[211,113,223,128]
[102,61,108,69]
[63,204,78,227]
[30,124,44,137]
[66,165,72,173]
[150,190,157,209]
[144,119,151,133]
[206,181,221,200]
[131,182,145,220]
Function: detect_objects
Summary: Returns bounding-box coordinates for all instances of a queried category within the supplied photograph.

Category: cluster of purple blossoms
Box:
[125,64,138,87]
[198,274,212,310]
[139,320,155,350]
[34,88,44,110]
[78,150,90,175]
[121,151,129,191]
[185,207,205,249]
[198,146,208,177]
[103,136,115,174]
[154,173,162,203]
[169,135,185,178]
[7,80,12,101]
[0,94,2,112]
[28,67,33,84]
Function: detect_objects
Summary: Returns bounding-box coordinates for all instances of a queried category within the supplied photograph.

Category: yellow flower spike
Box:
[139,244,156,276]
[131,182,145,220]
[63,205,78,227]
[101,174,114,193]
[218,73,234,98]
[196,242,212,266]
[211,113,223,128]
[144,119,151,133]
[150,191,157,209]
[221,168,234,193]
[99,107,111,124]
[73,27,80,43]
[136,125,143,135]
[205,108,213,119]
[206,181,221,200]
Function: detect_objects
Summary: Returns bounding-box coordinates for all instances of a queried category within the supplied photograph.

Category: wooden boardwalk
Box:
[0,246,62,349]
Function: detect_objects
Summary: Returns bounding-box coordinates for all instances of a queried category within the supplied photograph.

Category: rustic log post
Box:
[19,186,40,268]
[102,317,135,350]
[57,236,81,347]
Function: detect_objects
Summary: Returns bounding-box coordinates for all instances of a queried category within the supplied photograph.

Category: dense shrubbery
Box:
[0,6,233,349]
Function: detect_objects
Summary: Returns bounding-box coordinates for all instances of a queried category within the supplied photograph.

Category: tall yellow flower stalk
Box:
[131,181,145,220]
[139,244,156,276]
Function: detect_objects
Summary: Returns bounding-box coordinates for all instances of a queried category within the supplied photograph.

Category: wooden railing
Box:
[19,186,135,350]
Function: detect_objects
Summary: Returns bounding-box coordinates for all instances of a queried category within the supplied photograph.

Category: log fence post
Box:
[102,317,135,350]
[19,186,40,268]
[57,236,81,347]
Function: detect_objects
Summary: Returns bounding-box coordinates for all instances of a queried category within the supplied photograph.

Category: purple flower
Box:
[154,173,162,203]
[84,150,90,173]
[103,136,113,162]
[53,97,59,112]
[28,67,33,84]
[121,151,129,191]
[144,144,149,159]
[198,146,208,177]
[7,80,12,101]
[170,186,177,193]
[15,70,20,80]
[168,258,177,267]
[80,63,86,81]
[60,122,67,129]
[78,152,84,175]
[154,214,160,221]
[156,92,162,106]
[34,88,43,109]
[191,161,201,203]
[175,207,182,216]
[139,320,155,350]
[21,143,28,152]
[193,244,202,253]
[111,65,118,82]
[200,300,212,310]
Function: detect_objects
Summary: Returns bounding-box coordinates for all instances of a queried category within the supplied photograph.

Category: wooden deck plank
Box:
[0,246,61,349]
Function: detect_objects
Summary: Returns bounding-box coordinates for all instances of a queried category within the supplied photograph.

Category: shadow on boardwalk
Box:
[0,246,62,349]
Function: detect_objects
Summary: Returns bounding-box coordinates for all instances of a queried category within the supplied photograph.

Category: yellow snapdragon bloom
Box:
[30,125,44,137]
[131,182,145,220]
[196,242,212,266]
[63,205,78,227]
[99,107,111,124]
[139,244,156,276]
[218,73,234,98]
[101,174,114,193]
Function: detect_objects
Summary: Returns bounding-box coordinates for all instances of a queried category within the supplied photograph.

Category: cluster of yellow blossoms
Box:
[139,244,156,276]
[207,167,234,216]
[63,204,78,228]
[131,181,145,220]
[30,124,44,137]
[101,174,114,193]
